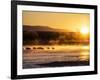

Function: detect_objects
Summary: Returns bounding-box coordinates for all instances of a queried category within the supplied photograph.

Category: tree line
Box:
[23,31,89,45]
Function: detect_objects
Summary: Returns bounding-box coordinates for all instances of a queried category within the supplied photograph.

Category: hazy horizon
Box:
[22,11,90,32]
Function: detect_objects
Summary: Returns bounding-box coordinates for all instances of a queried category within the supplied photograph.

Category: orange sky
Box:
[22,11,90,32]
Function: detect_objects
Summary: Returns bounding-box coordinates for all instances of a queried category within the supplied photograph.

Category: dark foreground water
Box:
[23,45,90,69]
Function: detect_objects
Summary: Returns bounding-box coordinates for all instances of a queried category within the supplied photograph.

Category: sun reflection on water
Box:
[79,51,89,61]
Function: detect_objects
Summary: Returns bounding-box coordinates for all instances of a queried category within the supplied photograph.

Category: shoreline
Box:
[23,61,89,69]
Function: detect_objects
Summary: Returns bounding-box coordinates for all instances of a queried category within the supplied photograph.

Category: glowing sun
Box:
[80,27,89,35]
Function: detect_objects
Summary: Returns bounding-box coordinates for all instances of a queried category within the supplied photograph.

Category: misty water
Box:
[23,45,89,68]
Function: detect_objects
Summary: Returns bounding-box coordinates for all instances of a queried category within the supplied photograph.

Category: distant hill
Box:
[23,25,68,32]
